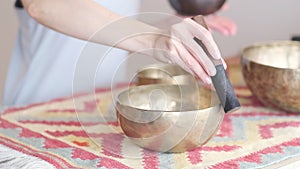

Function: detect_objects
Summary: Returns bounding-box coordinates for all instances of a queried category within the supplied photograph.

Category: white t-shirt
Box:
[3,0,141,106]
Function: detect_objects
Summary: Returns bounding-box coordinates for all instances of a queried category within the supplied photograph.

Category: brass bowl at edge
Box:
[241,41,300,113]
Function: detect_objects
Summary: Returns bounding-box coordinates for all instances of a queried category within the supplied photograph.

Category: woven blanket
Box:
[0,60,300,169]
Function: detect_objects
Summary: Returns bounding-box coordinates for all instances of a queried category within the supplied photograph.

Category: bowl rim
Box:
[136,63,190,79]
[116,84,221,113]
[241,40,300,71]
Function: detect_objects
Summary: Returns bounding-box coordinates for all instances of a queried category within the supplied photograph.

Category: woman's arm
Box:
[22,0,122,41]
[22,0,160,50]
[21,0,223,83]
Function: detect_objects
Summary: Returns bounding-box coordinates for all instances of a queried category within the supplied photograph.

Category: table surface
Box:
[0,58,300,169]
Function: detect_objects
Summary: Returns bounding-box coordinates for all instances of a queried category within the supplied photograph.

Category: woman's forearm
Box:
[21,0,162,52]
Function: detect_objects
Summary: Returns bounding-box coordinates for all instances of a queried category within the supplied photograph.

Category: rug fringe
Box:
[0,144,55,169]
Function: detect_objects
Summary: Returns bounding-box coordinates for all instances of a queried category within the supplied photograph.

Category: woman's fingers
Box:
[171,22,216,76]
[170,38,212,84]
[184,18,222,60]
[221,57,227,70]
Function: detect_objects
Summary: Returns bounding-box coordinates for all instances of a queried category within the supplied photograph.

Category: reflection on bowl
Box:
[241,41,300,112]
[116,84,223,152]
[136,63,194,86]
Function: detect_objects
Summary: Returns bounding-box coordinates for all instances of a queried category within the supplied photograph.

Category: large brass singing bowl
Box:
[116,84,223,152]
[241,41,300,112]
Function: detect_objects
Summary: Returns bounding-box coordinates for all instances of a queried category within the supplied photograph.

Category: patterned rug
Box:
[0,61,300,169]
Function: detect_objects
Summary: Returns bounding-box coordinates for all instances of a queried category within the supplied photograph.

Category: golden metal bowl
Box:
[241,41,300,112]
[169,0,226,16]
[136,64,194,86]
[116,84,223,152]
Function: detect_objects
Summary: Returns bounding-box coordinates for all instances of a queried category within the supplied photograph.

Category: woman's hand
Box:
[174,4,237,36]
[152,17,226,84]
[204,14,236,36]
[203,4,237,36]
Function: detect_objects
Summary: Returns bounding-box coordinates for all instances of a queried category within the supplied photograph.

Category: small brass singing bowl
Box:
[241,41,300,113]
[116,84,223,152]
[136,64,194,85]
